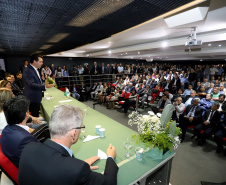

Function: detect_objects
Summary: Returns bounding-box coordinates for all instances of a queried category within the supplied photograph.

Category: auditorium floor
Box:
[84,100,226,185]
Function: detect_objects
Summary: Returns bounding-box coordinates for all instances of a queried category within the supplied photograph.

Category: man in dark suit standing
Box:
[18,104,118,185]
[179,98,203,142]
[193,102,221,145]
[23,55,54,117]
[1,96,39,167]
[20,60,28,74]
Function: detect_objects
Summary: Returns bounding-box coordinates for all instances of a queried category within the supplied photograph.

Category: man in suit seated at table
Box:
[179,98,203,142]
[18,104,118,185]
[193,102,221,145]
[1,95,39,167]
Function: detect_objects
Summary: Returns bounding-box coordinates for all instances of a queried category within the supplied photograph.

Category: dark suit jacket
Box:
[202,109,221,126]
[23,64,45,103]
[184,105,203,122]
[91,65,100,75]
[18,139,118,185]
[169,78,181,89]
[183,95,199,103]
[0,124,38,167]
[111,66,118,74]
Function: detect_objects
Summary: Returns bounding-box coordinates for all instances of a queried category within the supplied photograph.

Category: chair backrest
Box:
[0,141,19,185]
[121,91,125,98]
[124,92,131,99]
[60,87,66,92]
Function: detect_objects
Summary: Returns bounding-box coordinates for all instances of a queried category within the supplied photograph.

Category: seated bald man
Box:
[18,105,118,185]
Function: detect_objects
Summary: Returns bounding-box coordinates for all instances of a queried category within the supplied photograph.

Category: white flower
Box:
[156,113,162,118]
[148,111,155,116]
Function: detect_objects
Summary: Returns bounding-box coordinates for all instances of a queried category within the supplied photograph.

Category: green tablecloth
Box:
[41,88,174,185]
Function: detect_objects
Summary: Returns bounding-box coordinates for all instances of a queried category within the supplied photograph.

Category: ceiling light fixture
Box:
[108,50,112,54]
[138,51,140,54]
[125,53,127,54]
[208,43,211,46]
[200,59,203,61]
[162,41,168,47]
[219,45,222,47]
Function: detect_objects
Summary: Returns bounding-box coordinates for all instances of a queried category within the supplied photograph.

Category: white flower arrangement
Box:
[128,111,181,152]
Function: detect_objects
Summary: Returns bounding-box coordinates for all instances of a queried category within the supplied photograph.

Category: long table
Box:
[41,88,175,185]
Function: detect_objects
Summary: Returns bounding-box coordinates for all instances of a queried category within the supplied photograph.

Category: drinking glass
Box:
[81,127,86,139]
[123,138,133,158]
[83,105,88,115]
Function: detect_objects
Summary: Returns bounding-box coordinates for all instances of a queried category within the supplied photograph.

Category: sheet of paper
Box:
[59,100,72,103]
[83,135,100,143]
[98,149,107,159]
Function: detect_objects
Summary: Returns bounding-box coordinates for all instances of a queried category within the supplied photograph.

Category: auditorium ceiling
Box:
[0,0,197,56]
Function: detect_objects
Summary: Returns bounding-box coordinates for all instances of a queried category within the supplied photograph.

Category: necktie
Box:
[188,106,195,117]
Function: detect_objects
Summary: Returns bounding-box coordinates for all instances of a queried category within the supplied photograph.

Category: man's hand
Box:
[29,128,35,133]
[46,82,55,88]
[84,156,100,170]
[189,117,194,122]
[106,143,116,159]
[31,116,41,124]
[204,121,210,125]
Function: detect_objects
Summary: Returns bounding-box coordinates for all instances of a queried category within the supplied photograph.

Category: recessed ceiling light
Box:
[108,50,111,54]
[125,53,127,54]
[162,41,168,47]
[200,59,203,61]
[158,57,160,58]
[87,54,90,57]
[138,51,140,54]
[208,43,211,46]
[219,45,222,47]
[121,54,123,55]
[131,57,133,59]
[140,58,142,59]
[149,56,151,57]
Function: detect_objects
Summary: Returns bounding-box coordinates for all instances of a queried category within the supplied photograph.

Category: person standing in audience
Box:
[55,66,63,88]
[180,73,188,89]
[20,60,28,74]
[194,102,221,145]
[18,104,118,185]
[204,65,210,80]
[1,95,39,167]
[179,98,203,142]
[42,65,52,78]
[188,68,197,87]
[15,72,24,90]
[172,97,185,122]
[23,55,54,117]
[117,63,124,74]
[210,65,218,77]
[111,63,118,74]
[50,64,56,76]
[91,61,100,75]
[61,65,69,77]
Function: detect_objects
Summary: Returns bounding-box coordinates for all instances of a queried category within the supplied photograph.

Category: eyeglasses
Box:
[71,125,85,130]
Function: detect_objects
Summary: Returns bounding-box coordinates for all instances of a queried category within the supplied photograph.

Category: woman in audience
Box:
[106,87,121,109]
[0,88,14,134]
[150,82,163,103]
[0,80,12,89]
[55,66,63,88]
[97,83,108,103]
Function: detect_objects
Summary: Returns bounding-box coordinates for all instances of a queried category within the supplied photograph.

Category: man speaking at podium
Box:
[23,55,54,117]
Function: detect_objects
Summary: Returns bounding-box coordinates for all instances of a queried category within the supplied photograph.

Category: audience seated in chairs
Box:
[172,97,185,122]
[150,94,171,114]
[140,85,152,109]
[183,84,193,96]
[78,81,88,101]
[199,93,214,112]
[184,90,198,107]
[164,89,173,101]
[150,82,163,103]
[97,83,108,103]
[212,87,220,101]
[169,74,181,94]
[193,102,221,145]
[118,89,137,115]
[179,98,203,142]
[197,85,207,99]
[70,83,80,100]
[90,82,98,99]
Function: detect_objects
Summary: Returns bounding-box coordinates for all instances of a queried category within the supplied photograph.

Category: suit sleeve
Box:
[79,158,118,185]
[194,107,203,120]
[23,70,46,91]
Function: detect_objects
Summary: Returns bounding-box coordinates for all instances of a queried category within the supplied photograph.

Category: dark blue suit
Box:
[0,125,38,167]
[23,64,45,104]
[23,64,46,116]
